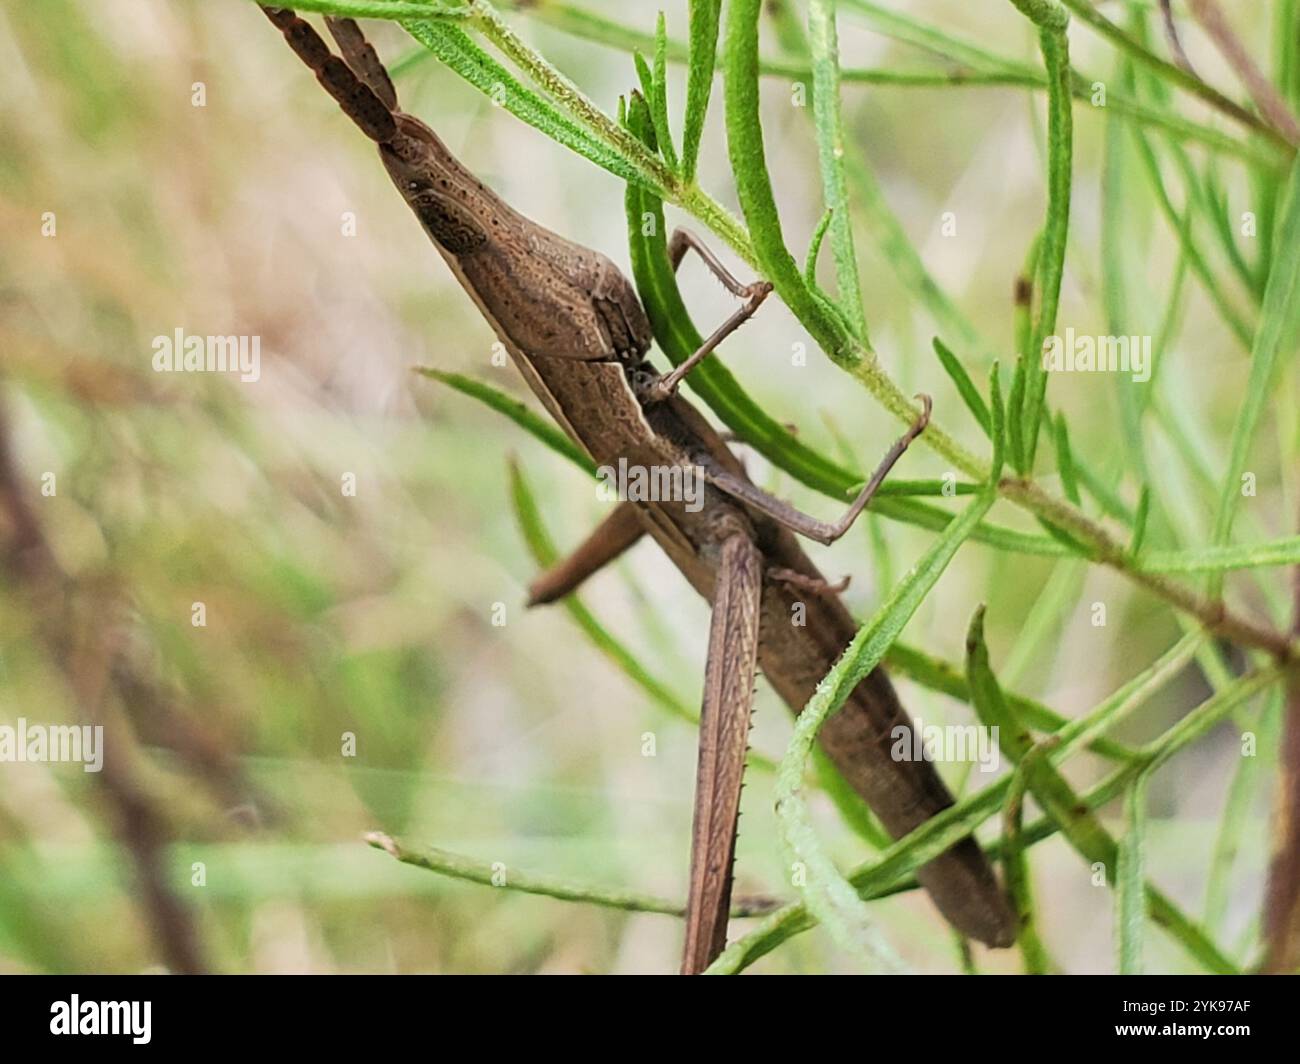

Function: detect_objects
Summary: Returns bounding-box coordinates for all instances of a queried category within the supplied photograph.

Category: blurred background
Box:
[0,0,1293,973]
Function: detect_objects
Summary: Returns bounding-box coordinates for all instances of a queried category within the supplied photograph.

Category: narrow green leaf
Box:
[1129,122,1254,349]
[1007,357,1027,474]
[1203,158,1263,298]
[1130,486,1151,556]
[510,461,678,700]
[622,97,865,501]
[1278,0,1300,115]
[1018,12,1073,469]
[999,561,1086,689]
[1033,515,1094,560]
[681,0,721,183]
[712,660,1268,973]
[967,607,1239,975]
[811,747,890,851]
[807,0,869,341]
[1053,413,1080,504]
[1137,535,1300,574]
[1100,44,1152,486]
[884,642,1137,762]
[983,638,1054,972]
[1207,154,1300,597]
[415,368,595,473]
[1013,231,1043,358]
[1003,738,1055,967]
[263,0,471,19]
[1077,458,1136,525]
[724,0,856,368]
[874,479,979,497]
[1204,689,1283,934]
[989,361,1006,482]
[774,489,995,970]
[874,497,1067,557]
[845,0,1034,71]
[1117,775,1149,973]
[366,833,776,917]
[633,50,655,101]
[932,337,991,437]
[632,51,673,170]
[403,19,661,191]
[804,207,834,286]
[651,11,679,172]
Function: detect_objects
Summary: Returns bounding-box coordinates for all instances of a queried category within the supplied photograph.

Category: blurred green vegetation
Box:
[0,0,1296,973]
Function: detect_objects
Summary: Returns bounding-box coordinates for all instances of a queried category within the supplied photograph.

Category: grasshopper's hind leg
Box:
[681,531,763,974]
[704,396,932,547]
[526,502,645,606]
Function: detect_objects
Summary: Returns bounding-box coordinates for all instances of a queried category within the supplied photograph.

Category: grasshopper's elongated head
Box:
[380,113,653,365]
[379,116,493,258]
[265,7,655,366]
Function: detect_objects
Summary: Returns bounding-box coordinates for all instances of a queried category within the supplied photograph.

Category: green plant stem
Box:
[268,0,471,18]
[365,832,780,916]
[1000,478,1296,658]
[1003,745,1055,973]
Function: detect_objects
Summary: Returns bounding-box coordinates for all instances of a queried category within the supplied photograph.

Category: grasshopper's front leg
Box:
[644,227,933,548]
[644,229,773,403]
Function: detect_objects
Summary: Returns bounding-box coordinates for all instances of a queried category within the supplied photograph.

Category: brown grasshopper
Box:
[260,8,1015,972]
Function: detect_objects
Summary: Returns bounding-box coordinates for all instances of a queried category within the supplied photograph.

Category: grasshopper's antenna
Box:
[323,17,398,111]
[261,7,397,143]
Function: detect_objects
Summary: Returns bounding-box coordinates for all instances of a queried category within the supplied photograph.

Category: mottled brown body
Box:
[261,8,1015,968]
